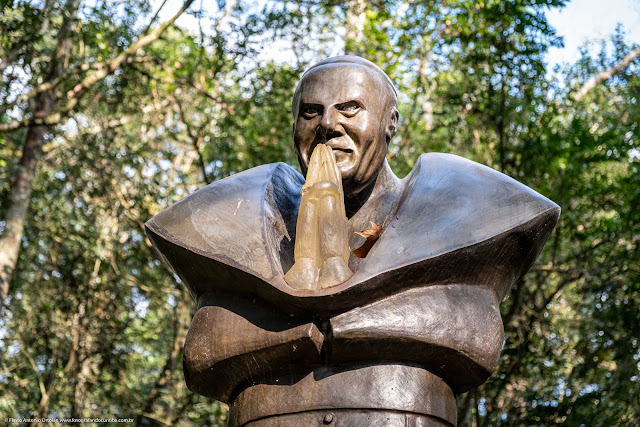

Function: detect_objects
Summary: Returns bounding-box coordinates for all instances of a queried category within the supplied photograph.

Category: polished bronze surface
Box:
[145,56,560,426]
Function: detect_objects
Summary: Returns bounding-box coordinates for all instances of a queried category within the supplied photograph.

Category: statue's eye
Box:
[340,105,358,111]
[338,103,361,116]
[302,106,320,118]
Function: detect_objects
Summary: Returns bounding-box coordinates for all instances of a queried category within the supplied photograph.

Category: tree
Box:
[0,0,196,301]
[1,1,639,424]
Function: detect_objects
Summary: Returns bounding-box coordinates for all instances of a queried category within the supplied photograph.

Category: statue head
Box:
[292,56,399,196]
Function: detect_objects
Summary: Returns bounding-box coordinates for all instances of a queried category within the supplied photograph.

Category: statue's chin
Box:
[340,162,384,197]
[337,159,355,176]
[334,152,354,168]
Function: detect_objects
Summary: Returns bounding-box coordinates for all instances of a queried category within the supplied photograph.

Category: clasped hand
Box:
[284,144,353,290]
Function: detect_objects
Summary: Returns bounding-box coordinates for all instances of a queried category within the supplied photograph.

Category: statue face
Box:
[294,64,397,194]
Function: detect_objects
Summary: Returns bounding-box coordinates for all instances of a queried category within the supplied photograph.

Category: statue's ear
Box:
[386,108,399,143]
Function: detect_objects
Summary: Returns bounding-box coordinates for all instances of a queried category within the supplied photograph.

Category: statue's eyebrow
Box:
[299,102,323,111]
[335,99,365,110]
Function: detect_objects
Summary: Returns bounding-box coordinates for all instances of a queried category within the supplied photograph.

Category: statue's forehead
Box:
[298,64,377,103]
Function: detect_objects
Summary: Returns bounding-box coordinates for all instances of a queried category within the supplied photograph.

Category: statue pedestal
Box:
[230,364,457,427]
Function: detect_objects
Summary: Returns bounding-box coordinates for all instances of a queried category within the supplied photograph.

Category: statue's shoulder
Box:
[352,152,560,300]
[145,163,303,292]
[407,152,559,218]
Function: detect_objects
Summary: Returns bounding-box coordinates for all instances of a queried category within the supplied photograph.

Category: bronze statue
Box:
[146,56,560,426]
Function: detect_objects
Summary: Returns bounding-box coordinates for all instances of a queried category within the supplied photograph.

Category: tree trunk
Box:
[35,357,58,420]
[0,0,195,300]
[344,0,367,55]
[0,120,46,299]
[136,288,191,425]
[0,0,80,300]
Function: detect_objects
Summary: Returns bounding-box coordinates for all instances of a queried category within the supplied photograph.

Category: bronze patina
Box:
[145,56,560,426]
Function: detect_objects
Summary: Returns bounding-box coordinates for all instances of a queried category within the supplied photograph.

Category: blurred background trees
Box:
[1,0,638,425]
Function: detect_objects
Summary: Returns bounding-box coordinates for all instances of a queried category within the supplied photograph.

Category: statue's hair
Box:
[292,56,397,118]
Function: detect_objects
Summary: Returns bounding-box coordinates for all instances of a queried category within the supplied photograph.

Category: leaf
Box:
[352,221,383,258]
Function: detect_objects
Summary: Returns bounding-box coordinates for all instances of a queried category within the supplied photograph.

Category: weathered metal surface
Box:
[330,284,503,394]
[145,153,559,314]
[291,57,399,218]
[230,365,457,427]
[243,410,449,427]
[183,292,323,402]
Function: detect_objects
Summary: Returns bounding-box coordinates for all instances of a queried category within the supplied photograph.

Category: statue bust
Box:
[146,56,560,426]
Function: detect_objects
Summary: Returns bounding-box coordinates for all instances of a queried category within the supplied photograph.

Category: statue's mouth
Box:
[331,147,353,154]
[331,147,354,165]
[325,141,354,154]
[307,142,354,168]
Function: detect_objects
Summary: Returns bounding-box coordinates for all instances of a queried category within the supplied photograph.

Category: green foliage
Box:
[1,0,639,425]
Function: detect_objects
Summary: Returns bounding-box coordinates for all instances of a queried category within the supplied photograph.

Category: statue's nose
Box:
[318,108,344,135]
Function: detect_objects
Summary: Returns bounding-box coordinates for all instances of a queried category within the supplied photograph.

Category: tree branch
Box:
[0,58,152,116]
[174,97,212,184]
[573,46,640,101]
[0,0,195,133]
[64,0,195,103]
[142,0,170,35]
[215,0,239,33]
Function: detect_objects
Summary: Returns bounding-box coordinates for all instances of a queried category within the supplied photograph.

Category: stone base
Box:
[229,364,457,427]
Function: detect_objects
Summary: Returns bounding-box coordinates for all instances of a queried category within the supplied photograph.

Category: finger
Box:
[320,145,334,183]
[323,145,339,185]
[317,192,350,262]
[304,143,323,189]
[311,144,325,182]
[323,146,344,212]
[293,193,319,260]
[328,147,341,186]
